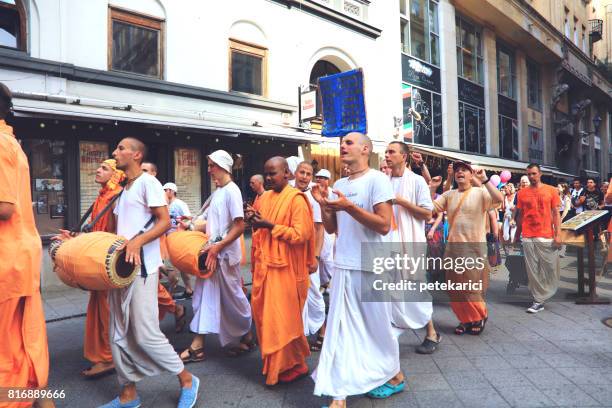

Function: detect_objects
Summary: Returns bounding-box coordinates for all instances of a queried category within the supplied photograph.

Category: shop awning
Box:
[408,143,577,178]
[11,98,320,144]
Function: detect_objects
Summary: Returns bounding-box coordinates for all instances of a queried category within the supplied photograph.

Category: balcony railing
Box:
[589,19,603,43]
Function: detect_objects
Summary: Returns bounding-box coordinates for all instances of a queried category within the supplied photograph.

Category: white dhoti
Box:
[391,301,432,338]
[302,270,326,336]
[523,237,560,303]
[319,259,334,287]
[190,258,252,347]
[312,268,399,398]
[108,274,184,385]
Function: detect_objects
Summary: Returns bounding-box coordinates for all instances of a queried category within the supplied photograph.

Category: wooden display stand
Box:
[561,210,610,305]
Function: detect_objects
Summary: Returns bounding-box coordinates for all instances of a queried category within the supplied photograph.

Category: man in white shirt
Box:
[100,137,198,408]
[311,132,402,407]
[163,183,191,234]
[294,161,327,348]
[314,169,335,288]
[385,142,441,354]
[179,150,254,362]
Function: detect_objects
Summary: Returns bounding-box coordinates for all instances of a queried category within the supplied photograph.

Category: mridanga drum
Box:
[166,231,212,279]
[49,231,137,290]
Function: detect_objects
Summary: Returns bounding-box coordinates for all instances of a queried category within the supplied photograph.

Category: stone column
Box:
[482,27,499,156]
[439,0,459,149]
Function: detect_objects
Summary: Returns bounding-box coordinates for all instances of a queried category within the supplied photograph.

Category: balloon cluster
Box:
[489,170,512,189]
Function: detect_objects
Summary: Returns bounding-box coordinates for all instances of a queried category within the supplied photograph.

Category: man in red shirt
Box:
[515,163,561,313]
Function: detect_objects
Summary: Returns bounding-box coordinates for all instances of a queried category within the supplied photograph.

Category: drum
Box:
[49,231,137,290]
[166,231,212,279]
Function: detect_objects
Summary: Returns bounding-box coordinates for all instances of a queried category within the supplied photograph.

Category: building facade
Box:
[0,0,400,288]
[397,0,612,180]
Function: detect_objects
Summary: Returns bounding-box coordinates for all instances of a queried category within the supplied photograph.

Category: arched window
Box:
[309,60,341,117]
[0,0,26,50]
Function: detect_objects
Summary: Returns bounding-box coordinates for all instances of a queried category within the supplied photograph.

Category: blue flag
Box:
[319,69,367,137]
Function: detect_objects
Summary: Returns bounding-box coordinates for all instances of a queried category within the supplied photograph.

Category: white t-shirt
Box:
[390,171,433,240]
[114,173,167,276]
[333,169,395,270]
[205,181,244,265]
[168,198,191,234]
[304,188,322,223]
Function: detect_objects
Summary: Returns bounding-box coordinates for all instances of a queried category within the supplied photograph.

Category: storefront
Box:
[497,42,519,160]
[10,100,311,241]
[401,54,443,146]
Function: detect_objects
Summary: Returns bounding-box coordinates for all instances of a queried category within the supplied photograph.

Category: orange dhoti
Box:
[446,263,489,324]
[158,283,176,320]
[251,185,315,385]
[84,290,112,364]
[0,293,49,408]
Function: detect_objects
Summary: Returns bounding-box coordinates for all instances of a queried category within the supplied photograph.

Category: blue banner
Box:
[318,69,367,137]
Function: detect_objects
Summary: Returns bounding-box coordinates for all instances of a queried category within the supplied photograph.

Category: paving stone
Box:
[578,384,612,406]
[454,385,510,408]
[539,384,601,407]
[519,368,573,388]
[432,355,475,372]
[442,370,488,390]
[495,385,556,408]
[405,372,451,391]
[503,354,551,369]
[557,367,612,385]
[480,369,532,388]
[413,390,464,408]
[470,355,512,370]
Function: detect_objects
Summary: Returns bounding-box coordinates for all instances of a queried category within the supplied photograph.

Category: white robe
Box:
[390,169,434,335]
[302,269,326,336]
[312,268,399,398]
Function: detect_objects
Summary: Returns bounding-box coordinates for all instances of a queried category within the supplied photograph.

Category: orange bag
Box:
[49,231,137,290]
[166,231,212,279]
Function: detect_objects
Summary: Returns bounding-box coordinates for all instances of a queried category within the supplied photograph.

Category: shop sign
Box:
[401,54,441,93]
[458,77,484,108]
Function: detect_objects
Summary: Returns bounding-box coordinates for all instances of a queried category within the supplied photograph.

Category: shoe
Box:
[97,397,141,408]
[415,334,441,354]
[366,381,405,399]
[177,375,200,408]
[526,302,544,313]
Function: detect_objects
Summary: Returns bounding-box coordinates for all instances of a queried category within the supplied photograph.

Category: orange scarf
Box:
[90,160,125,232]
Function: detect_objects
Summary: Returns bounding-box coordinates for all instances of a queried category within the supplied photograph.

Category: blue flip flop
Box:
[366,381,406,399]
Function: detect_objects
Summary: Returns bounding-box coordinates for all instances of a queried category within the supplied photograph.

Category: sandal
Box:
[455,323,471,335]
[179,347,205,363]
[175,304,187,333]
[366,381,405,399]
[81,362,115,379]
[310,335,324,352]
[226,334,257,357]
[468,317,488,335]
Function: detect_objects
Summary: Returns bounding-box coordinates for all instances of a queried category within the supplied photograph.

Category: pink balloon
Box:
[489,174,501,187]
[500,170,512,183]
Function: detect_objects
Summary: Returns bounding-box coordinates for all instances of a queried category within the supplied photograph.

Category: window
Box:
[527,59,541,110]
[499,116,518,160]
[310,60,341,117]
[21,139,68,237]
[528,126,543,163]
[564,9,570,38]
[399,0,439,66]
[109,7,163,78]
[594,147,600,172]
[582,25,587,54]
[573,18,579,46]
[79,141,109,217]
[456,16,484,85]
[229,39,267,96]
[497,44,516,99]
[459,103,486,154]
[0,0,25,50]
[174,148,201,212]
[402,84,442,146]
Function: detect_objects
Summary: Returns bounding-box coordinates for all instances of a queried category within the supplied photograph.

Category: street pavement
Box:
[44,249,612,407]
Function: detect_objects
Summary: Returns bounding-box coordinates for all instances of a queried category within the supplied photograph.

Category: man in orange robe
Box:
[247,157,315,385]
[80,159,125,378]
[0,82,50,407]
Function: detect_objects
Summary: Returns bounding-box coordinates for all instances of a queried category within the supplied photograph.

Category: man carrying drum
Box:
[178,150,254,363]
[96,137,199,408]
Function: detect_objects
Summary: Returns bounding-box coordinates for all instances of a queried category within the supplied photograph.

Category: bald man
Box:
[98,137,199,408]
[247,157,315,385]
[311,132,402,407]
[249,174,265,207]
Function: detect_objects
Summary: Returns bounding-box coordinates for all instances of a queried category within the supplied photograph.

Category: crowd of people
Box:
[3,78,612,408]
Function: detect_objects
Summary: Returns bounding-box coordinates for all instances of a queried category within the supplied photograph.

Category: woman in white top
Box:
[502,183,517,245]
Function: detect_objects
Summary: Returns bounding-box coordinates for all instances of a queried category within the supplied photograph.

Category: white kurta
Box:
[190,182,251,346]
[302,189,326,336]
[312,170,399,398]
[389,169,435,334]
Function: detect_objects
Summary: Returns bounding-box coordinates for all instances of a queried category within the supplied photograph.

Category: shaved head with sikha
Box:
[340,132,373,170]
[123,137,147,164]
[263,156,290,192]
